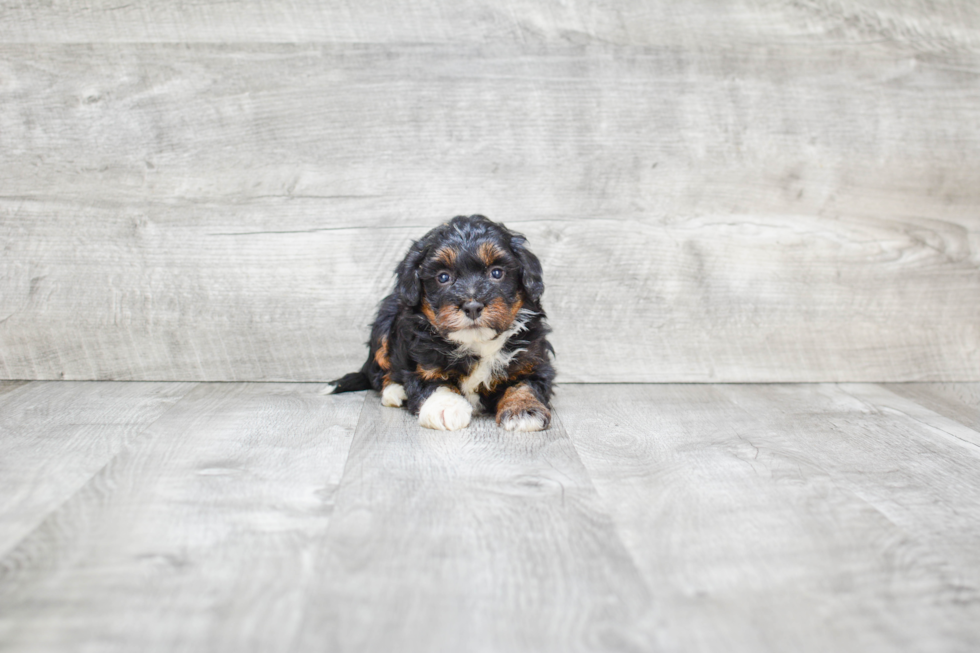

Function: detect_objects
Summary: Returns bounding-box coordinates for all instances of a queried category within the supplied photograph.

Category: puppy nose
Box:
[462,300,484,320]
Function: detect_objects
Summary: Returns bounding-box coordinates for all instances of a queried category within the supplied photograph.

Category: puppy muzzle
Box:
[461,300,484,320]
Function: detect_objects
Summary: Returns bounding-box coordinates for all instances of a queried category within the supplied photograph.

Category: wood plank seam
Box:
[550,406,651,560]
[301,393,657,651]
[839,383,980,454]
[0,383,201,560]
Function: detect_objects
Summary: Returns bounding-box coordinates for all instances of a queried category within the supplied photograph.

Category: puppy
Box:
[330,215,555,431]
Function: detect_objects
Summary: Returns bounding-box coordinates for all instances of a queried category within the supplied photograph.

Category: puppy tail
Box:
[327,371,373,395]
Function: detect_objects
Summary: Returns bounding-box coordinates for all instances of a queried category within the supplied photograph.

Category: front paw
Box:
[418,386,473,431]
[497,406,551,432]
[495,383,551,431]
[381,383,407,407]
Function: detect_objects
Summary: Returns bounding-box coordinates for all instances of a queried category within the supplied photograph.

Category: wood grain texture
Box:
[3,380,980,651]
[0,382,363,652]
[1,0,979,47]
[0,381,194,556]
[557,383,980,652]
[1,34,978,382]
[0,380,29,397]
[882,383,980,432]
[843,382,980,450]
[295,393,655,653]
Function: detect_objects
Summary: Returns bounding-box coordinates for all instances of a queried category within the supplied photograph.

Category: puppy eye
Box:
[489,267,504,280]
[436,272,452,285]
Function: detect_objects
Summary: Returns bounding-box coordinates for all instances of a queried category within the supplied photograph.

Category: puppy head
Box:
[395,215,544,337]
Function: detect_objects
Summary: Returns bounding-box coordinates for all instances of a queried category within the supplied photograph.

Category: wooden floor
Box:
[1,381,979,652]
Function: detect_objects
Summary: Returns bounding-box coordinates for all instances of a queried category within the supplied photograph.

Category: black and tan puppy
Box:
[330,215,555,431]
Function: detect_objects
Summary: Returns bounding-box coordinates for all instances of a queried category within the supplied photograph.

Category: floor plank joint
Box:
[2,382,979,652]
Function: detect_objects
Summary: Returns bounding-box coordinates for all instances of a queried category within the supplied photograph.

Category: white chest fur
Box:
[448,321,527,410]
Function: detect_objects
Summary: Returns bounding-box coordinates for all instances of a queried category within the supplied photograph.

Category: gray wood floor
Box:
[1,380,979,652]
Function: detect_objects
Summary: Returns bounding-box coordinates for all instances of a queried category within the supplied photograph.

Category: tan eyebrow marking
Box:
[433,247,458,268]
[477,241,505,266]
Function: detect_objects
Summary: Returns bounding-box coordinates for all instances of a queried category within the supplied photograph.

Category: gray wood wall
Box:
[1,1,978,382]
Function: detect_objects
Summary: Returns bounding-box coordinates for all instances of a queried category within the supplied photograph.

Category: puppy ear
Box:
[510,235,545,302]
[395,239,427,306]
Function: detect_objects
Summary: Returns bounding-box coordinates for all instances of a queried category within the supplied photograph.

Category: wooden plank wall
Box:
[1,1,978,382]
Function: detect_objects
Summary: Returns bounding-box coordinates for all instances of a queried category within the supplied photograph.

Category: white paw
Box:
[321,383,337,395]
[499,412,549,432]
[381,383,407,407]
[418,386,473,431]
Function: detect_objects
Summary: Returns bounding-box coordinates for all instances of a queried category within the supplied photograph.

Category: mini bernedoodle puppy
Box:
[330,215,555,431]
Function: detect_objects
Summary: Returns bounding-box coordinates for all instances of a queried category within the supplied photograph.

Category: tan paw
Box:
[498,406,550,431]
[495,383,551,431]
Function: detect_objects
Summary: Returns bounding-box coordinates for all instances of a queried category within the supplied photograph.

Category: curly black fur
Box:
[331,215,555,429]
